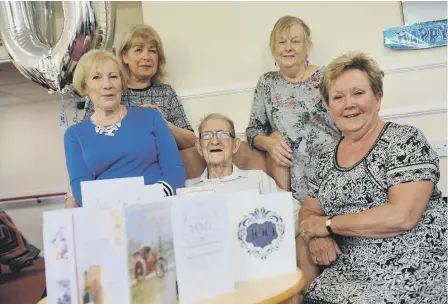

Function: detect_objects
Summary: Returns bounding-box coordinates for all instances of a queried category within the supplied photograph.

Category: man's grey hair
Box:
[197,113,236,137]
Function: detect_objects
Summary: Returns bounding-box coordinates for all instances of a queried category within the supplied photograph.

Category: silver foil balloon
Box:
[0,1,116,95]
[28,1,55,46]
[91,1,116,51]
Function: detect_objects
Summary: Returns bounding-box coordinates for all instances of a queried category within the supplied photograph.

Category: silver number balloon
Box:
[0,1,116,95]
[28,1,55,47]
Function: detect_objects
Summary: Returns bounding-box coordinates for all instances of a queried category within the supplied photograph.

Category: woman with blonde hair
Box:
[246,16,340,224]
[64,50,185,207]
[298,52,446,303]
[83,24,196,149]
[66,24,195,207]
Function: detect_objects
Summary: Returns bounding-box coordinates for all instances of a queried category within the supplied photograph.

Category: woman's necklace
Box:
[95,106,123,137]
[282,65,308,83]
[295,66,308,82]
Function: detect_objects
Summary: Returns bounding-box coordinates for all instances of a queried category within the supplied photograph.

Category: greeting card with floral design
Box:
[43,209,80,304]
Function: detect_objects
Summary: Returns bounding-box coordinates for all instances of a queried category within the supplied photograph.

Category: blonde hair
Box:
[320,52,385,103]
[73,50,128,97]
[118,24,167,84]
[198,113,236,137]
[269,16,312,57]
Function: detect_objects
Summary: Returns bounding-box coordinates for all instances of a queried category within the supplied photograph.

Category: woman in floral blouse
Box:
[246,16,340,214]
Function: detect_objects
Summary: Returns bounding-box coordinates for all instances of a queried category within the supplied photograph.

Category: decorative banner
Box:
[383,19,447,50]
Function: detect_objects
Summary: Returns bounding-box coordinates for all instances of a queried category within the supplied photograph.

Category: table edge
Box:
[259,270,306,304]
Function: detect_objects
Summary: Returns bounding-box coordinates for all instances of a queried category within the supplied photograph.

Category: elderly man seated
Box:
[183,113,299,235]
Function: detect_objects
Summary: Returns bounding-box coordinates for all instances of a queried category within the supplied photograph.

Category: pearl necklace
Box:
[95,107,123,137]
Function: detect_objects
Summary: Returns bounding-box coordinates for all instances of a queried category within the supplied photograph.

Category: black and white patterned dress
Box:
[304,122,447,304]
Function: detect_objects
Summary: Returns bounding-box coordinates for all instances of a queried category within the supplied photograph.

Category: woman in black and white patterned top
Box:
[298,52,447,303]
[84,24,196,150]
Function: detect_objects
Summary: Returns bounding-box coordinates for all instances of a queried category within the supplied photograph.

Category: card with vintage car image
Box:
[125,200,177,304]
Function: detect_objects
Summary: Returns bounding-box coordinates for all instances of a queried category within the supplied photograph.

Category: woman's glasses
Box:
[199,130,235,140]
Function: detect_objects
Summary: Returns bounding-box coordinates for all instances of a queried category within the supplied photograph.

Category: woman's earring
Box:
[274,62,277,67]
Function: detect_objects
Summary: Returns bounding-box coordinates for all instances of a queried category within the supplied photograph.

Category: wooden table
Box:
[38,269,305,304]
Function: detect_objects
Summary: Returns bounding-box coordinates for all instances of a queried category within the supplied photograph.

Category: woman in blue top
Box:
[64,50,185,206]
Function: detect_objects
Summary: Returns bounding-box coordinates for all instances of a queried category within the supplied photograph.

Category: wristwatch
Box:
[64,193,74,201]
[326,215,336,237]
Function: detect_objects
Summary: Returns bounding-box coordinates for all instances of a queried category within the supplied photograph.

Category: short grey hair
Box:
[198,113,236,137]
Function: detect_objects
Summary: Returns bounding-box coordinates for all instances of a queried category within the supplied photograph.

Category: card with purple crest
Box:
[226,191,296,282]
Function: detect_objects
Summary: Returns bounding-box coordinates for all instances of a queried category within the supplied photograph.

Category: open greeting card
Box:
[43,202,177,304]
[178,188,297,282]
[43,207,130,304]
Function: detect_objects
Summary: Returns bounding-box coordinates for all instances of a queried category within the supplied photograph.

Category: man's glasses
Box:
[199,130,235,140]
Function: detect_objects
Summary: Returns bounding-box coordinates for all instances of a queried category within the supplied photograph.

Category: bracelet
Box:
[326,215,337,237]
[64,193,74,201]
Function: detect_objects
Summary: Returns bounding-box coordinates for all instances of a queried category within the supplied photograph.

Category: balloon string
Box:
[73,95,79,124]
[60,94,68,127]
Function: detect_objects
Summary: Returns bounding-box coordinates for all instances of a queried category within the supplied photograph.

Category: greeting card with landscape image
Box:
[125,199,177,304]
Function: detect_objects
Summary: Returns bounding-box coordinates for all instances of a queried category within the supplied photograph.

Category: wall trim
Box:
[178,60,447,101]
[179,84,254,101]
[380,102,447,120]
[383,60,447,75]
[0,187,66,203]
[235,102,447,138]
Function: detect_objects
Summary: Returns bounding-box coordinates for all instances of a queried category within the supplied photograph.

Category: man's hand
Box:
[308,237,342,265]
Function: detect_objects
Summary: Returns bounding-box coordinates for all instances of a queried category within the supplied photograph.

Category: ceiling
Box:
[0,61,62,107]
